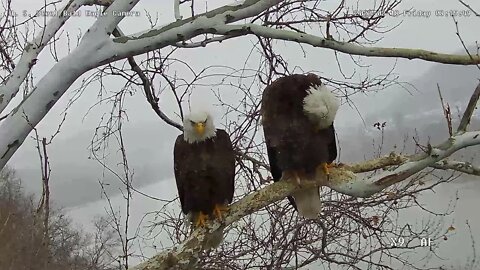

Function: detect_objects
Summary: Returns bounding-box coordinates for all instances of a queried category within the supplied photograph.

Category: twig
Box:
[458,0,480,17]
[437,84,453,136]
[112,28,183,131]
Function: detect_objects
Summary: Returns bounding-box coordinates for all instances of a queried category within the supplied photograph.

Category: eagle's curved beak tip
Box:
[195,123,205,135]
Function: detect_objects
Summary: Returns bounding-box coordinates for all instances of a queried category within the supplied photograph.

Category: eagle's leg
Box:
[321,162,337,175]
[321,162,337,182]
[293,171,301,185]
[282,170,301,185]
[213,204,229,221]
[195,211,208,227]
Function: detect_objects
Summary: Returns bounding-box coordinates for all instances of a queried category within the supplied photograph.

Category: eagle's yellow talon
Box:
[213,204,229,221]
[322,162,336,175]
[195,211,208,227]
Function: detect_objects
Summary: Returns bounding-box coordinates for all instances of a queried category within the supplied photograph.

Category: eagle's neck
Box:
[303,84,339,129]
[183,129,217,144]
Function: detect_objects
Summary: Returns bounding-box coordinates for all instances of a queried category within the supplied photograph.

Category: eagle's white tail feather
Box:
[292,187,322,219]
[303,84,340,129]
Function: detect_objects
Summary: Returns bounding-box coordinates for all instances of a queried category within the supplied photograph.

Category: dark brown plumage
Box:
[173,129,235,217]
[261,74,338,217]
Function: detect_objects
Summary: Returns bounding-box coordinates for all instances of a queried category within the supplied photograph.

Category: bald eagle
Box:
[261,74,339,218]
[173,110,235,248]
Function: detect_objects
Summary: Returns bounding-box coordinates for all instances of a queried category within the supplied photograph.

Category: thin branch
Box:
[437,84,453,137]
[173,34,242,48]
[458,82,480,132]
[458,0,480,17]
[112,28,183,130]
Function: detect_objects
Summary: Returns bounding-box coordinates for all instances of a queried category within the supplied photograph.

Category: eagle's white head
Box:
[183,110,216,143]
[303,83,340,129]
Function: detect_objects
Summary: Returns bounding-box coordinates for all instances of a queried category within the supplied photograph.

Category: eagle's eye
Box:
[190,120,195,125]
[202,119,207,124]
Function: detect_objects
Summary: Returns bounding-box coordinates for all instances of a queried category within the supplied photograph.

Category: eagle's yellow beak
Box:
[194,122,205,135]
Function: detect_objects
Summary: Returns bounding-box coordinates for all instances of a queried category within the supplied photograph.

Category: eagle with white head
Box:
[261,73,339,219]
[173,110,235,249]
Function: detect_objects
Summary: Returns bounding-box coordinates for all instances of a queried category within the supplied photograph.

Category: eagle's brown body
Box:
[173,129,235,217]
[261,74,337,216]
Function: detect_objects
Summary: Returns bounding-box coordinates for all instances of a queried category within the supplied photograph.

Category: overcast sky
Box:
[3,0,480,268]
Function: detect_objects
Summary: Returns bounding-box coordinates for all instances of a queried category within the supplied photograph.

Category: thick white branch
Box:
[0,0,142,169]
[84,0,140,38]
[327,131,480,197]
[212,24,480,65]
[99,0,281,64]
[0,50,92,168]
[0,0,89,114]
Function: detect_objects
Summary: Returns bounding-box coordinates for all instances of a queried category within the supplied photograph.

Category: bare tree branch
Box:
[212,24,480,65]
[432,160,480,176]
[458,82,480,132]
[458,0,480,17]
[329,129,480,197]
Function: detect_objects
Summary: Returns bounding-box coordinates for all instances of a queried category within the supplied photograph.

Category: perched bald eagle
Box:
[173,110,235,248]
[261,74,339,219]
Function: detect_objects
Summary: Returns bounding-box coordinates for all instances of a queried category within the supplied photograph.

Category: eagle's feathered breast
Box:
[173,129,235,215]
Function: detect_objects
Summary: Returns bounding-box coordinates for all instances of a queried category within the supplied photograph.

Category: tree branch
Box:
[458,0,480,17]
[212,24,480,65]
[458,82,480,132]
[102,0,281,63]
[327,130,480,197]
[86,0,141,38]
[344,152,480,177]
[130,166,355,270]
[432,159,480,176]
[112,28,184,131]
